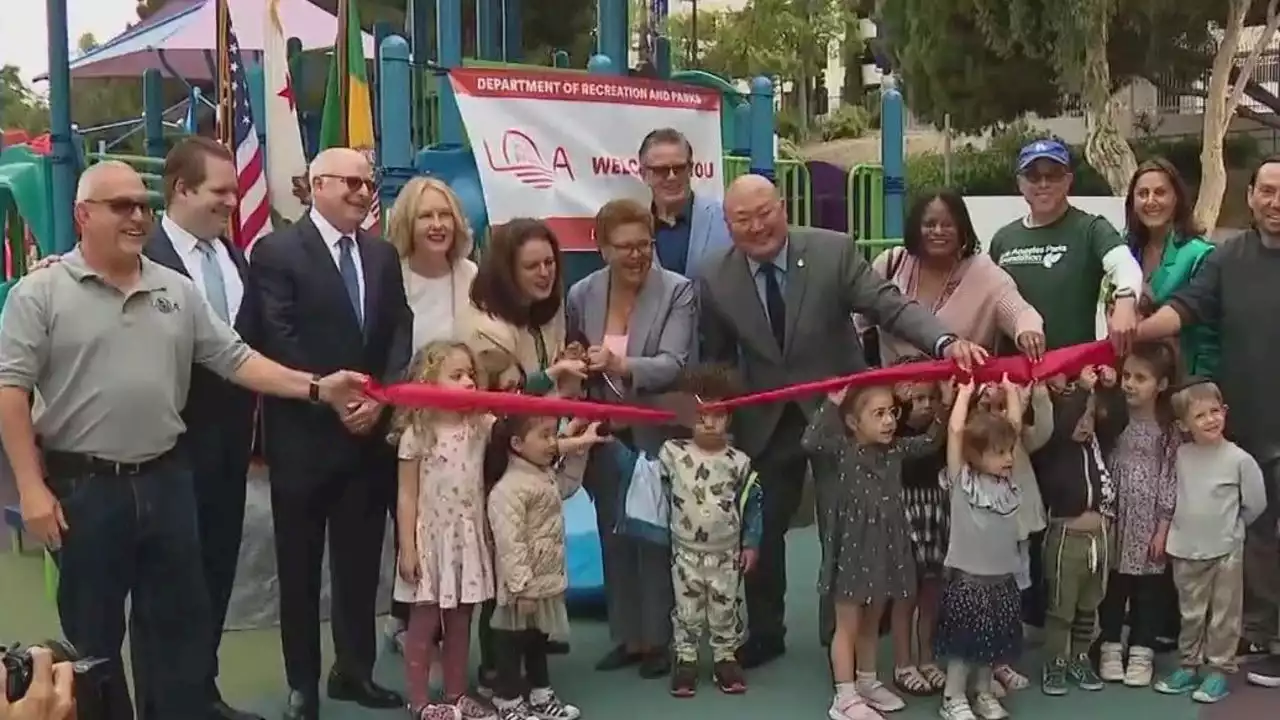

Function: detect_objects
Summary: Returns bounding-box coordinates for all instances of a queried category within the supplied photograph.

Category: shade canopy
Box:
[56,0,376,81]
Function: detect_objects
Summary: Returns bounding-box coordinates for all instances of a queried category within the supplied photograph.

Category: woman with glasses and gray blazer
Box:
[565,198,698,680]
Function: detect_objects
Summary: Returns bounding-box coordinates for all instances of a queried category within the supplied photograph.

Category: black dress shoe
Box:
[325,670,404,709]
[546,640,571,655]
[211,699,265,720]
[594,645,642,671]
[638,651,670,679]
[737,638,785,669]
[281,690,317,720]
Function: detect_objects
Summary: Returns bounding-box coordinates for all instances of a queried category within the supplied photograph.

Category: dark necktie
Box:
[761,262,785,350]
[337,236,363,327]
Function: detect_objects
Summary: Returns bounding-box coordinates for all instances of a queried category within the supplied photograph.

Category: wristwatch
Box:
[935,333,959,358]
[309,373,323,403]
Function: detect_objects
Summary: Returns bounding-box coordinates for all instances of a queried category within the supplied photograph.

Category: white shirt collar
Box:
[161,214,207,256]
[310,206,356,249]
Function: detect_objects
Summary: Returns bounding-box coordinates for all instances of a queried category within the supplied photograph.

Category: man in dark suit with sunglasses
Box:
[249,147,412,720]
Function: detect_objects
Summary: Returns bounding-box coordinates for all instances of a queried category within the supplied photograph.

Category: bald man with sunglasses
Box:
[248,148,413,720]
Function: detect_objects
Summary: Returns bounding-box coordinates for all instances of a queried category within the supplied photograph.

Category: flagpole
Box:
[336,0,350,146]
[215,0,230,149]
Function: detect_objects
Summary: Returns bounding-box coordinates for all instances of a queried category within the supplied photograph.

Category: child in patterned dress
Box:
[934,376,1026,720]
[392,341,499,720]
[1096,342,1180,688]
[803,381,950,720]
[662,365,763,698]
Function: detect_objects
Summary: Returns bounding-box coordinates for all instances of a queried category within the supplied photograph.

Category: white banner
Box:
[449,68,724,251]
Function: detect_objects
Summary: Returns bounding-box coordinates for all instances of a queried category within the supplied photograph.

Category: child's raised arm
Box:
[1001,374,1026,435]
[947,380,975,482]
[801,390,848,456]
[1022,384,1055,453]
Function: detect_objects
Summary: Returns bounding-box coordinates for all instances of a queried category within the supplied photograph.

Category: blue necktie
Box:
[338,236,363,327]
[197,241,230,323]
[761,262,785,350]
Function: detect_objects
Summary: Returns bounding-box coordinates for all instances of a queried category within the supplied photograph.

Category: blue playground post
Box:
[748,76,774,181]
[378,35,415,210]
[437,0,464,147]
[373,21,393,142]
[587,55,613,74]
[143,69,165,158]
[46,0,75,253]
[595,0,626,75]
[732,101,750,156]
[881,73,905,240]
[477,0,501,60]
[654,37,671,79]
[245,62,267,151]
[502,0,523,62]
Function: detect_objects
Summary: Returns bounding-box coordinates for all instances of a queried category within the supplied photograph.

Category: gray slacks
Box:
[584,445,673,649]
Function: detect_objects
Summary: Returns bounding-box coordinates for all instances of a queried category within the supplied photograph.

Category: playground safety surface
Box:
[1,529,1272,719]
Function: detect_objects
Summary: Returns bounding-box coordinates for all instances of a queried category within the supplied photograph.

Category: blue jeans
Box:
[48,454,212,719]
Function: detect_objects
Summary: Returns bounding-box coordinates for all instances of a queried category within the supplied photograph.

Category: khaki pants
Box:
[1172,545,1244,672]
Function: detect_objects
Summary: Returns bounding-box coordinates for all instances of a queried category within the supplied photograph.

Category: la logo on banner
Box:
[483,130,576,190]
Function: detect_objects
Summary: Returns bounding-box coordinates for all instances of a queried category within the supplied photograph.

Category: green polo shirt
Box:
[0,248,251,463]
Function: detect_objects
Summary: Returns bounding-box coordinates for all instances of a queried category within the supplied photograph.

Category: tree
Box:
[0,65,49,133]
[1195,0,1280,229]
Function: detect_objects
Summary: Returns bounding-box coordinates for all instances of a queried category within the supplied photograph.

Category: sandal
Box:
[893,665,934,696]
[994,664,1029,691]
[919,663,947,691]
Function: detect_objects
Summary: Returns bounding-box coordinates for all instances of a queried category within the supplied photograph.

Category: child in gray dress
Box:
[803,382,951,720]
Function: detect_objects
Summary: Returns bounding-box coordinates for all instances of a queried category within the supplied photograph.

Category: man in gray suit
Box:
[698,175,985,669]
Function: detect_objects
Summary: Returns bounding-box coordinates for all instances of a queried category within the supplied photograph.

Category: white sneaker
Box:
[1099,642,1125,682]
[1124,646,1154,687]
[856,673,906,713]
[938,697,977,720]
[829,690,886,720]
[970,692,1009,720]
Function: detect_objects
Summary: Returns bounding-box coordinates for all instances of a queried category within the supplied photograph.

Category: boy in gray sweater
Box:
[1154,380,1268,704]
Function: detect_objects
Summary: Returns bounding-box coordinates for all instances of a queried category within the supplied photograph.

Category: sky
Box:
[0,0,140,87]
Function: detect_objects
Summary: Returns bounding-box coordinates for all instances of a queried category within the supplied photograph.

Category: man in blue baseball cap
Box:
[987,138,1144,698]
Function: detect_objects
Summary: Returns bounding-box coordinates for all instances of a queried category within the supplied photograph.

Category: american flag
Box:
[219,3,272,250]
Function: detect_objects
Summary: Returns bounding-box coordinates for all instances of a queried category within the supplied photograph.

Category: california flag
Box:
[263,0,308,222]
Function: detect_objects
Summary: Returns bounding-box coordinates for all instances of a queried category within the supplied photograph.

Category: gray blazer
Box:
[565,266,697,452]
[698,225,949,457]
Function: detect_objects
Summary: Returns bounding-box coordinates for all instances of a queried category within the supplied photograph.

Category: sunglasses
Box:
[1020,169,1068,184]
[84,198,153,217]
[317,174,377,193]
[644,163,690,178]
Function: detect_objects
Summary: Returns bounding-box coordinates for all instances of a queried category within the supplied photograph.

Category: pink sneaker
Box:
[828,690,886,720]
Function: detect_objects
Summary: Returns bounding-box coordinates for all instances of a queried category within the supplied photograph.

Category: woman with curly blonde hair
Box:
[387,176,479,349]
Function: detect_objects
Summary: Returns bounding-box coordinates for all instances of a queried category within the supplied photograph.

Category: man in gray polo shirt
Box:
[0,161,369,719]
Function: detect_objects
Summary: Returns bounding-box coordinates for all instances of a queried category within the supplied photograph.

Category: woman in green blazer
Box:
[1126,158,1219,377]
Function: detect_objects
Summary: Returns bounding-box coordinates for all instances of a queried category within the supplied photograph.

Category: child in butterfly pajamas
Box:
[660,367,764,696]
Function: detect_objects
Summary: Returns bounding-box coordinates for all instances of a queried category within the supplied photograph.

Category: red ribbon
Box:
[363,382,680,424]
[366,340,1117,419]
[701,340,1116,411]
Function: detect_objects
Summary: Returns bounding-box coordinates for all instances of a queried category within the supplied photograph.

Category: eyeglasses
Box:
[317,174,377,193]
[609,240,655,257]
[1021,169,1067,184]
[83,198,153,217]
[644,163,689,178]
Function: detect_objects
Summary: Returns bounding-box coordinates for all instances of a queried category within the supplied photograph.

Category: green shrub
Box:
[819,104,871,141]
[905,134,1260,208]
[774,109,804,142]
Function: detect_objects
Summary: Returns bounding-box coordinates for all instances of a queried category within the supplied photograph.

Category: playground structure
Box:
[1,0,908,291]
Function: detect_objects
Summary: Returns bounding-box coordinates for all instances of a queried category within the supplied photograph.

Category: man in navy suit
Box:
[250,148,412,720]
[135,136,265,720]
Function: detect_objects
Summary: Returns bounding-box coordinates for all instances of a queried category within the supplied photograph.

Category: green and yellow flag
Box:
[319,0,374,151]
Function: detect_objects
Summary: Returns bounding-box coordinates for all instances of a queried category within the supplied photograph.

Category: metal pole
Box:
[336,0,350,146]
[943,113,952,187]
[46,0,76,252]
[143,69,165,158]
[690,0,698,67]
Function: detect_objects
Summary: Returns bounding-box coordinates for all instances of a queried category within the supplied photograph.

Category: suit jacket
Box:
[683,193,734,281]
[143,225,259,438]
[248,215,413,480]
[697,226,949,457]
[565,266,696,453]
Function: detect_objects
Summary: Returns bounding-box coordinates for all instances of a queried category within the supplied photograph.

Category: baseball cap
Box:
[1017,139,1070,172]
